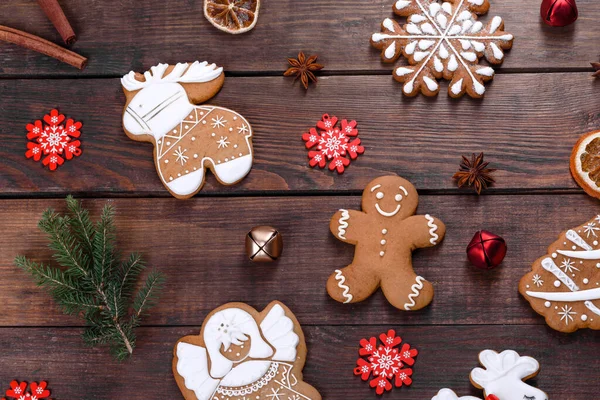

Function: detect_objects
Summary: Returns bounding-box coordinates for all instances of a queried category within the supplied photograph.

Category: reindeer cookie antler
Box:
[432,349,548,400]
[120,61,254,199]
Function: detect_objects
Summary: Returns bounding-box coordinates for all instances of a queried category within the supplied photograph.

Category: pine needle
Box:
[15,197,164,360]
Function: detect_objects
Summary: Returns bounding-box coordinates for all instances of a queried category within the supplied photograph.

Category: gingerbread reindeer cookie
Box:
[328,175,445,310]
[173,301,321,400]
[121,61,253,199]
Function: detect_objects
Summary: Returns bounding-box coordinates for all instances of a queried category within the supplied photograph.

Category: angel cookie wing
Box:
[260,303,300,361]
[175,342,220,399]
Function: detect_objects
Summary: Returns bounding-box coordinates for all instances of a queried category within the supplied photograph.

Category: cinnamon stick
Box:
[37,0,76,45]
[0,25,87,69]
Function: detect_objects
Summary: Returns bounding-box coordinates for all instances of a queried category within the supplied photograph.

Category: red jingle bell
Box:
[467,231,507,269]
[541,0,578,27]
[486,396,500,400]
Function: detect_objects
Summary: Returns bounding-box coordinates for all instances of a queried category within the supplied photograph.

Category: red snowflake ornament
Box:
[2,380,51,400]
[354,329,418,395]
[302,114,364,174]
[25,109,82,170]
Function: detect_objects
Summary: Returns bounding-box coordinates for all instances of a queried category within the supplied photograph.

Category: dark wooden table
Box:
[1,0,599,398]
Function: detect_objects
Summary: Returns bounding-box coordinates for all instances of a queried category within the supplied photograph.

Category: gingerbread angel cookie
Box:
[173,301,321,400]
[432,349,547,400]
[121,61,253,199]
[520,216,600,333]
[328,175,446,310]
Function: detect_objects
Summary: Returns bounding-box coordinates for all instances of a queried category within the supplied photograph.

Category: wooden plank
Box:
[1,74,598,196]
[0,0,598,76]
[2,194,599,326]
[0,325,597,398]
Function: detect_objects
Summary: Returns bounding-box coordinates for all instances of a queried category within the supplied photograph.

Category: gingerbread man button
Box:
[327,176,446,311]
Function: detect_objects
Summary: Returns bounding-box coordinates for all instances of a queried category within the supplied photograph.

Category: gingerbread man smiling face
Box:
[327,175,446,310]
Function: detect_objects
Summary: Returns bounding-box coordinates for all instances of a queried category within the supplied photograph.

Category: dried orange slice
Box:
[571,130,600,198]
[204,0,260,34]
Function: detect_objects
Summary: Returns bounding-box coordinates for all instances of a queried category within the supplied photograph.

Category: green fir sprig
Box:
[15,196,164,361]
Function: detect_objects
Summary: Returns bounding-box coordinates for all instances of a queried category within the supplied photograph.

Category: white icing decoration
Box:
[448,25,462,36]
[448,55,458,71]
[527,288,600,302]
[337,209,350,239]
[451,79,463,95]
[429,3,441,16]
[410,15,427,23]
[476,67,494,77]
[405,41,417,55]
[489,16,502,33]
[541,258,579,291]
[473,81,485,96]
[334,269,353,303]
[383,18,395,32]
[490,42,504,60]
[557,249,600,259]
[457,10,472,21]
[584,301,600,316]
[414,51,431,62]
[376,203,401,217]
[436,13,448,29]
[471,41,485,52]
[545,301,551,308]
[470,350,546,400]
[461,52,477,62]
[395,67,414,77]
[554,280,561,288]
[459,39,471,50]
[441,2,452,14]
[584,278,590,284]
[403,80,414,94]
[468,0,485,5]
[423,76,439,91]
[419,40,437,50]
[385,41,397,60]
[404,276,425,310]
[425,214,439,244]
[582,314,588,321]
[434,57,444,72]
[395,0,411,10]
[421,23,437,35]
[406,24,422,34]
[431,388,480,400]
[470,21,483,33]
[462,20,474,33]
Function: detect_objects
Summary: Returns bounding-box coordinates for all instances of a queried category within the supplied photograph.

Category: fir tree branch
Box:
[65,195,95,256]
[134,270,165,319]
[15,197,164,361]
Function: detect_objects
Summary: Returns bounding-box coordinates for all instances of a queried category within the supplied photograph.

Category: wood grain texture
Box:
[0,0,598,76]
[0,325,597,399]
[1,74,599,197]
[2,195,600,327]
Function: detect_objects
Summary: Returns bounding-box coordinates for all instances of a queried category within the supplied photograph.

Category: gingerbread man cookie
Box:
[327,176,445,310]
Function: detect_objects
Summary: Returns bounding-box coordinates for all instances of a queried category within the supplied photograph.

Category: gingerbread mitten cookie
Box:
[520,216,600,332]
[121,61,253,199]
[327,176,445,311]
[173,301,321,400]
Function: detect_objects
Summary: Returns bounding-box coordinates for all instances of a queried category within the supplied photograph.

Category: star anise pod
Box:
[592,62,600,78]
[452,152,496,195]
[284,51,324,89]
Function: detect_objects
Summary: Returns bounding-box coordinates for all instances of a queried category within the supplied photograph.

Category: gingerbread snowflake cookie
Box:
[371,0,514,98]
[433,349,547,400]
[173,301,321,400]
[121,61,253,199]
[520,216,600,333]
[328,176,445,310]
